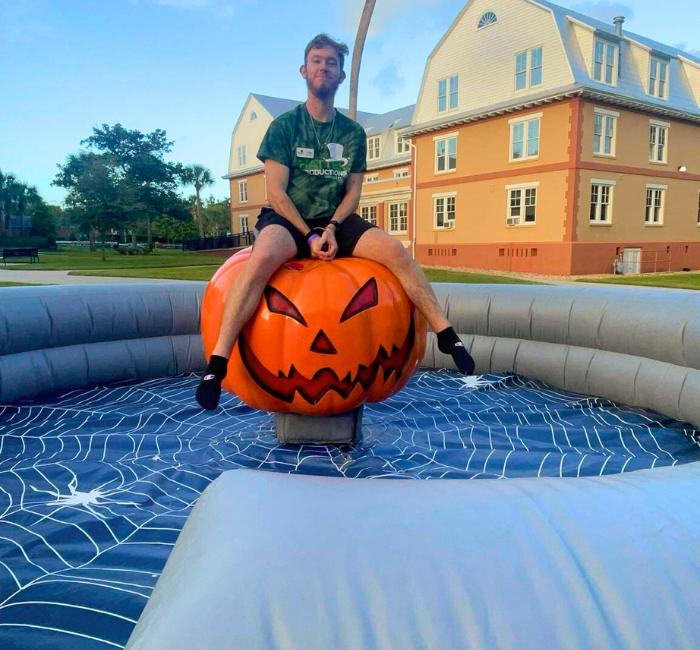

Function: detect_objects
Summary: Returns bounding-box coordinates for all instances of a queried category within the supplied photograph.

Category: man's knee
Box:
[380,237,411,267]
[248,227,296,273]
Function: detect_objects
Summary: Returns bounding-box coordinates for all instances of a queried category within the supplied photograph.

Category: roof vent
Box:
[613,16,625,36]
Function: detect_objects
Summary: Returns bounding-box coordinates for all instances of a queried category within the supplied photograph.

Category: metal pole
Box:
[348,0,376,121]
[409,141,418,260]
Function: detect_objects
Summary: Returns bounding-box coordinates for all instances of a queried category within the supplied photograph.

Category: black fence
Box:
[181,232,254,252]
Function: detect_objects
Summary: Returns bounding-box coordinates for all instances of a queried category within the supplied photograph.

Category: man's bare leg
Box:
[196,225,297,409]
[352,228,475,374]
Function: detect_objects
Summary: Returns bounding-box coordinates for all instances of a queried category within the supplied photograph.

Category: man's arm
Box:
[316,172,363,260]
[264,159,311,236]
[330,172,363,226]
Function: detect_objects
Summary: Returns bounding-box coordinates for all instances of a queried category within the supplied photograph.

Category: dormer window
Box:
[515,47,543,90]
[367,136,382,161]
[477,12,497,29]
[649,56,669,99]
[438,75,458,113]
[593,38,618,85]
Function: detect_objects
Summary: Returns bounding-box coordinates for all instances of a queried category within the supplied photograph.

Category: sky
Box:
[1,0,698,205]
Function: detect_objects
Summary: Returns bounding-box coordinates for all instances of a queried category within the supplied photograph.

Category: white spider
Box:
[457,375,494,390]
[30,476,140,521]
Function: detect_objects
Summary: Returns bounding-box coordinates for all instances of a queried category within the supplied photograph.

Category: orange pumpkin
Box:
[201,247,427,416]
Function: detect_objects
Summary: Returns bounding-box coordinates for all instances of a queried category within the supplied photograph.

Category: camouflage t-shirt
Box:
[257,103,367,222]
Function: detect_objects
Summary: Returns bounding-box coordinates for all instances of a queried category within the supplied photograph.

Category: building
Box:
[226,95,414,247]
[407,0,700,274]
[226,0,700,275]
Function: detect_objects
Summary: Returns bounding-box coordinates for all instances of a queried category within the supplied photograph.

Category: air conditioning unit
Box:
[443,220,455,230]
[506,217,519,226]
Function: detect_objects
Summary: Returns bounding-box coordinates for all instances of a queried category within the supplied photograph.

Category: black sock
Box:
[436,327,475,375]
[195,355,228,410]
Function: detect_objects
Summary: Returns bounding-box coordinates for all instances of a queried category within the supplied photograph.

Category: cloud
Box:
[372,61,405,97]
[568,1,635,24]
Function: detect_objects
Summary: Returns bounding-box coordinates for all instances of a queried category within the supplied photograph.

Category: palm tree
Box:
[15,184,41,233]
[0,171,21,235]
[349,0,376,120]
[179,164,214,238]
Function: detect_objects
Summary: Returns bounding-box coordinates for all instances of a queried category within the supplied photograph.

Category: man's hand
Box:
[311,228,338,261]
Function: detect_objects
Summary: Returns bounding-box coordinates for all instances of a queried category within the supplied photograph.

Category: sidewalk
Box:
[0,268,176,285]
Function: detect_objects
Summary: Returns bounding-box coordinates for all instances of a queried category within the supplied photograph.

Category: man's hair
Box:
[304,33,349,71]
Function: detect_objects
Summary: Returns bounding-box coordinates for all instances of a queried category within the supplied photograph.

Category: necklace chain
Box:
[307,107,336,154]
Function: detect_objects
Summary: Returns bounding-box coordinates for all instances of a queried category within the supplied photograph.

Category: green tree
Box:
[1,169,55,240]
[81,124,181,249]
[54,152,135,260]
[0,170,22,234]
[152,215,198,243]
[201,196,231,236]
[178,164,215,238]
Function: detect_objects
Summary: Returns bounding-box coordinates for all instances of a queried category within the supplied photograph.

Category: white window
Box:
[645,186,666,224]
[434,193,456,229]
[649,121,669,163]
[237,145,246,166]
[238,179,248,203]
[593,39,617,85]
[515,47,543,90]
[388,201,408,234]
[434,134,457,173]
[364,174,379,184]
[393,168,409,179]
[593,108,617,156]
[649,56,669,99]
[589,180,615,223]
[395,134,411,155]
[367,136,381,161]
[506,184,538,225]
[360,205,377,225]
[239,214,249,233]
[438,75,458,112]
[509,114,540,161]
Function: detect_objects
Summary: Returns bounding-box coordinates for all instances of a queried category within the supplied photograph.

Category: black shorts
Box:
[255,208,376,258]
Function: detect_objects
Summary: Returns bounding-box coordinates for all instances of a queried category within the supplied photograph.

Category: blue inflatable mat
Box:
[0,370,698,648]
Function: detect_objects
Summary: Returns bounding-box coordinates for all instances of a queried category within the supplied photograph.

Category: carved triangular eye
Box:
[340,278,378,323]
[264,286,307,326]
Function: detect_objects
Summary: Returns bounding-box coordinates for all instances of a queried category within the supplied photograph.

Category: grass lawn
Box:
[577,272,700,290]
[70,266,218,281]
[0,282,47,287]
[11,249,230,271]
[71,264,546,284]
[423,267,544,284]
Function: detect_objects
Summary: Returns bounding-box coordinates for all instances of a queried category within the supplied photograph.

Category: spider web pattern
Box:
[0,370,698,648]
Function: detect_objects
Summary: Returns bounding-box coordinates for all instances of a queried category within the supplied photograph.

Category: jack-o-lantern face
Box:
[201,247,426,416]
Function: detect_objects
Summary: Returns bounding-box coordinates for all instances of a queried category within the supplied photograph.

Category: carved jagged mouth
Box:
[239,314,415,405]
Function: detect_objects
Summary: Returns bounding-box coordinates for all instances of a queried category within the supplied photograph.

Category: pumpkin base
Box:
[275,406,363,446]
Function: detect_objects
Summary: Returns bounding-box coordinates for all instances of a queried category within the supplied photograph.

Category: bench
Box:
[1,247,40,265]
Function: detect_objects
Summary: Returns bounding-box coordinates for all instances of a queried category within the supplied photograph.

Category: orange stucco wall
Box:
[230,171,267,234]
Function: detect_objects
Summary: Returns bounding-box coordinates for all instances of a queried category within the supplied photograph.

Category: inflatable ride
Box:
[1,277,700,649]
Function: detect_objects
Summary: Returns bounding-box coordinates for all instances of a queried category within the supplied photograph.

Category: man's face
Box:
[301,46,346,100]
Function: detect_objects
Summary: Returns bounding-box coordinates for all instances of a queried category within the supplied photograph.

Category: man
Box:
[196,33,474,410]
